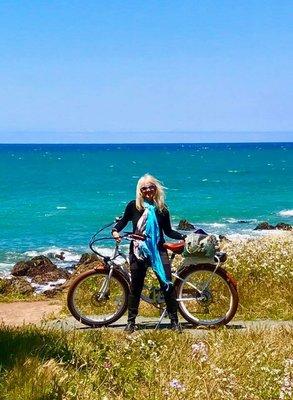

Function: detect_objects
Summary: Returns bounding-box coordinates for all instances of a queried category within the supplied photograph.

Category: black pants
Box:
[127,250,178,323]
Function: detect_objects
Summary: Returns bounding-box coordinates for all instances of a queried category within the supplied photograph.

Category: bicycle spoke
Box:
[178,268,237,326]
[69,271,128,325]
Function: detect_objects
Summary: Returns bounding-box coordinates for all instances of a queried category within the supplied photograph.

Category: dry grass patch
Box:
[0,323,292,399]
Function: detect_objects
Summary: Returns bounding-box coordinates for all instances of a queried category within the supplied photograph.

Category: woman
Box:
[112,174,186,333]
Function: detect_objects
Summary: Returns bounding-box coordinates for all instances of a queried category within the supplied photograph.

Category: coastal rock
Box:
[75,259,106,274]
[31,270,70,285]
[254,222,275,230]
[12,256,58,277]
[253,221,292,231]
[75,253,99,268]
[0,277,34,295]
[43,288,62,298]
[177,219,195,231]
[219,234,231,243]
[275,222,292,231]
[63,259,106,288]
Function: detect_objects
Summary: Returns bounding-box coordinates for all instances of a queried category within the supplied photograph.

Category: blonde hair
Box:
[135,174,167,212]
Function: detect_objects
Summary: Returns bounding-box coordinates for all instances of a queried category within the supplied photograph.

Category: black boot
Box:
[170,320,183,333]
[124,321,135,333]
[163,285,180,327]
[127,293,140,327]
[125,293,140,334]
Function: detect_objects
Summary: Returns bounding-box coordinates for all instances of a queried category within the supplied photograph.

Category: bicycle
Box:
[67,224,239,329]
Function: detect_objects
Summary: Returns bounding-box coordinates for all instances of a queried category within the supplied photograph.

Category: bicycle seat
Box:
[163,242,185,254]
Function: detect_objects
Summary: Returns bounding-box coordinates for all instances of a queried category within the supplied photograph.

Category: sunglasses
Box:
[140,184,157,192]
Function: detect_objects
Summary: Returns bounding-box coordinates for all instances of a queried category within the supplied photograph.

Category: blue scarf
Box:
[134,201,172,289]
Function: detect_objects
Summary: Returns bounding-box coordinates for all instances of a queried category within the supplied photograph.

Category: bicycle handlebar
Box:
[89,232,146,258]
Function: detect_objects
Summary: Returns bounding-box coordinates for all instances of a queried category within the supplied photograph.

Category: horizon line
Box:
[0,141,292,145]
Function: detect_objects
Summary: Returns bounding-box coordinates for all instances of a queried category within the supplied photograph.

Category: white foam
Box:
[56,206,67,210]
[31,278,67,294]
[226,229,288,242]
[224,218,258,224]
[0,263,14,276]
[225,218,238,224]
[24,247,81,263]
[278,209,293,217]
[92,247,127,265]
[209,223,226,228]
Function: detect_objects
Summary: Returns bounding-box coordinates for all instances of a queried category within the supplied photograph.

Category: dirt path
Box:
[0,301,292,335]
[0,301,63,326]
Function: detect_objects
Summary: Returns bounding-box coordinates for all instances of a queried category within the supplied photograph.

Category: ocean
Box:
[0,142,292,275]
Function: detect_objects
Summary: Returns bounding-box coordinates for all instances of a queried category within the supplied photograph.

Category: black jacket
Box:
[112,200,185,246]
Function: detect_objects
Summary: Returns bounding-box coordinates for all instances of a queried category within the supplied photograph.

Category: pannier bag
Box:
[183,232,219,259]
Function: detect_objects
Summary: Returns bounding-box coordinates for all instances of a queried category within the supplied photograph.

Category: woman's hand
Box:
[112,231,121,243]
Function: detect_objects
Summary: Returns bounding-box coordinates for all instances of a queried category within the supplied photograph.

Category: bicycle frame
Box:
[90,234,223,308]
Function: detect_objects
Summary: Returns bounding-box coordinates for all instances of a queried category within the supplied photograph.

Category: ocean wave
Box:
[278,209,293,217]
[226,229,289,241]
[224,218,258,224]
[24,245,126,265]
[56,206,67,210]
[0,263,14,276]
[24,247,81,264]
[202,223,226,228]
[29,278,67,294]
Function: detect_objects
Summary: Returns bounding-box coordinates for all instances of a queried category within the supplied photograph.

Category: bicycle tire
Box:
[67,268,129,327]
[175,264,238,327]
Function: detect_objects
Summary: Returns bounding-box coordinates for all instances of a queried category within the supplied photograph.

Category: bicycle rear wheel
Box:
[67,269,129,327]
[176,264,238,327]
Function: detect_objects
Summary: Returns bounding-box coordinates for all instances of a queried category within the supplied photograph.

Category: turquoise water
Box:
[0,143,292,273]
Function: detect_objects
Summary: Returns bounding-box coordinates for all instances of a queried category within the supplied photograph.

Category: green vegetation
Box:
[222,234,293,320]
[0,292,47,303]
[0,324,292,399]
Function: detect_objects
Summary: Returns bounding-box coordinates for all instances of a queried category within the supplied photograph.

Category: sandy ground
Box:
[0,301,292,335]
[0,301,63,326]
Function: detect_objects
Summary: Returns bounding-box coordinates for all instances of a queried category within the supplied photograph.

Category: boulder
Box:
[63,259,106,289]
[31,270,70,285]
[254,221,292,231]
[75,253,99,267]
[12,256,58,277]
[219,234,231,243]
[275,222,292,231]
[43,288,62,298]
[0,277,34,295]
[254,221,275,230]
[177,219,195,231]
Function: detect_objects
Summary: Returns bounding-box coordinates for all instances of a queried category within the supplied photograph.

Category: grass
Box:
[221,233,293,320]
[0,323,292,399]
[0,293,49,303]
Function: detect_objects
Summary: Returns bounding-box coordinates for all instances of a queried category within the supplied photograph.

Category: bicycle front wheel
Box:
[67,269,129,327]
[176,264,238,327]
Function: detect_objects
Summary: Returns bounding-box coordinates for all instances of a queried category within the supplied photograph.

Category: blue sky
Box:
[0,1,292,143]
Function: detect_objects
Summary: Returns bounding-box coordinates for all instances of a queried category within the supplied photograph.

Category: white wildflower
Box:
[191,341,209,362]
[279,358,293,400]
